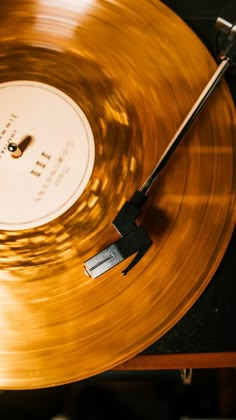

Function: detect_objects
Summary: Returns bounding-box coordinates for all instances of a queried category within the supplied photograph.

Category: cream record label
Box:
[0,80,95,230]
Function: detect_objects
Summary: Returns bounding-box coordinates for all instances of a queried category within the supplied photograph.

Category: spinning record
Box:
[0,0,235,389]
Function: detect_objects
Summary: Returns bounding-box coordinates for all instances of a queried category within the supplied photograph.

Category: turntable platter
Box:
[0,0,235,389]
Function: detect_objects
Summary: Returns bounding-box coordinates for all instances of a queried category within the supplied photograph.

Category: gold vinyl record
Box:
[0,0,235,389]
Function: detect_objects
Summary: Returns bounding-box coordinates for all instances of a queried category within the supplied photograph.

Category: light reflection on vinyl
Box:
[0,0,235,389]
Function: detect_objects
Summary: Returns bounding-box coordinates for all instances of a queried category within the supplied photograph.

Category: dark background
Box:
[0,0,236,419]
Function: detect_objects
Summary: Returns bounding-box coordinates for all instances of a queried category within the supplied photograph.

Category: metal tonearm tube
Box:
[84,17,236,279]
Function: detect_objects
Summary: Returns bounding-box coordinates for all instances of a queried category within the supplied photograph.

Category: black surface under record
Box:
[143,0,236,355]
[143,229,236,354]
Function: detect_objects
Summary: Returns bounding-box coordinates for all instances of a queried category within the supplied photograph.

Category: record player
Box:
[0,0,235,389]
[116,0,236,372]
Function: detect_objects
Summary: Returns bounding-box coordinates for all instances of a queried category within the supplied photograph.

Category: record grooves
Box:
[0,0,235,389]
